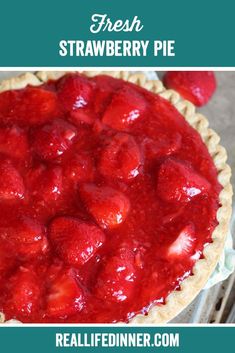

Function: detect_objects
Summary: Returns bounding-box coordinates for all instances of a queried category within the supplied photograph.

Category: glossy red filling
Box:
[0,73,221,323]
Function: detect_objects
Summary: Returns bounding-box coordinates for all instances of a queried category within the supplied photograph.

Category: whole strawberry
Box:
[163,71,216,106]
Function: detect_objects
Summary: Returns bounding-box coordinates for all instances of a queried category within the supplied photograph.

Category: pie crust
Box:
[0,71,232,324]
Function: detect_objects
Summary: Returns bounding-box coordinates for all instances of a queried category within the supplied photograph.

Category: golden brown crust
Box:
[0,73,41,92]
[0,71,232,324]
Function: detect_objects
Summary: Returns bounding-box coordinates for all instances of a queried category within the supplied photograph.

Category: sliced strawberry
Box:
[99,133,141,181]
[93,75,123,115]
[0,159,25,200]
[0,87,61,125]
[46,267,84,318]
[6,266,42,317]
[157,159,211,203]
[1,216,48,259]
[69,107,95,126]
[49,216,105,266]
[94,75,122,91]
[102,86,147,131]
[26,165,63,202]
[95,248,136,303]
[7,216,45,244]
[142,132,181,160]
[20,88,61,125]
[32,119,77,161]
[0,126,29,160]
[163,71,217,107]
[167,224,196,259]
[57,74,94,114]
[79,184,130,229]
[63,153,94,183]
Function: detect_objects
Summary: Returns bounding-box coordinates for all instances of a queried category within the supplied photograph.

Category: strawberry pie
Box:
[0,71,232,324]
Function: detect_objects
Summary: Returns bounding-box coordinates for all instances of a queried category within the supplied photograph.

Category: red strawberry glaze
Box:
[0,73,221,323]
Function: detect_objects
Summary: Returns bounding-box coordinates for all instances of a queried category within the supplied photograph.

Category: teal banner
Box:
[0,326,233,352]
[0,0,235,67]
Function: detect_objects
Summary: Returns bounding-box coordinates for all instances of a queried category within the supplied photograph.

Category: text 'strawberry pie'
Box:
[0,71,232,324]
